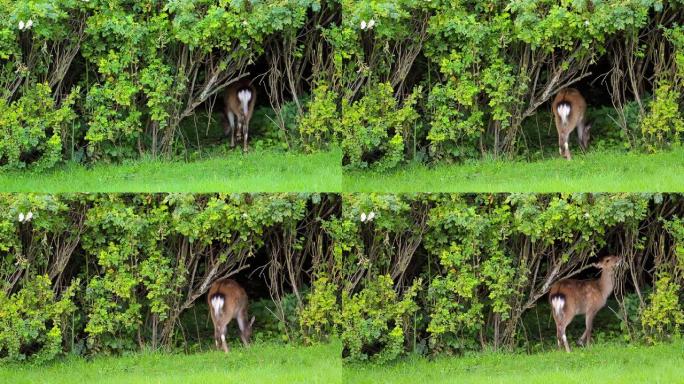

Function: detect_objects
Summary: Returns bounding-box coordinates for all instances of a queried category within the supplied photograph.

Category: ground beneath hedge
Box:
[344,148,684,192]
[344,340,684,384]
[0,149,342,193]
[0,342,341,384]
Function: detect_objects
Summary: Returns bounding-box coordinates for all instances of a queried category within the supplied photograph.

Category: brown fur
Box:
[552,88,591,160]
[207,279,255,353]
[222,79,257,151]
[549,255,621,352]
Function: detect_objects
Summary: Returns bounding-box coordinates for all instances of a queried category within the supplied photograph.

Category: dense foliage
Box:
[336,0,684,169]
[1,0,338,168]
[0,193,340,362]
[335,193,684,362]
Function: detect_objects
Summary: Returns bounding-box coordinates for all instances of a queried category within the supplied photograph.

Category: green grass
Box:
[0,342,341,384]
[343,148,684,192]
[0,149,341,193]
[345,341,684,384]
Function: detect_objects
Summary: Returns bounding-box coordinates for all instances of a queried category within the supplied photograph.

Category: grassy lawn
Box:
[345,341,684,384]
[0,149,342,193]
[343,148,684,192]
[0,342,341,384]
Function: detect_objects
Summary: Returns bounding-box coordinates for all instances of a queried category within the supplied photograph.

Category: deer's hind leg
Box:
[242,120,249,152]
[555,315,574,353]
[219,319,230,353]
[559,129,572,160]
[227,111,236,148]
[213,324,221,350]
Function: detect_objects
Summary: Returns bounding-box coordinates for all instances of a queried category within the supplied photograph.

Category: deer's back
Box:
[549,278,604,315]
[208,279,249,319]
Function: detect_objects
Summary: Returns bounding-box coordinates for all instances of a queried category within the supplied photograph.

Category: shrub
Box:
[299,84,341,152]
[299,276,341,343]
[641,273,684,342]
[0,84,78,171]
[341,275,421,363]
[641,82,684,152]
[340,83,419,171]
[0,275,79,363]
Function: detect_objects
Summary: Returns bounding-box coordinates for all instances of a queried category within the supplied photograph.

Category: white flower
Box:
[18,212,25,222]
[360,212,367,222]
[367,19,375,29]
[584,20,590,26]
[360,20,367,30]
[26,20,33,29]
[367,211,375,221]
[19,21,25,30]
[26,211,33,221]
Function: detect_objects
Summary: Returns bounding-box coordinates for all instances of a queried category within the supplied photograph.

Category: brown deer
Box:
[549,255,621,352]
[207,279,255,353]
[552,88,591,160]
[222,79,257,151]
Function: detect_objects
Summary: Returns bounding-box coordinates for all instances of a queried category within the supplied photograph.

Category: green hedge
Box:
[336,0,684,168]
[335,193,684,361]
[0,193,340,362]
[1,0,338,168]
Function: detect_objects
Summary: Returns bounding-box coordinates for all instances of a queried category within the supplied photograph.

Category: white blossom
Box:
[367,211,375,221]
[360,212,367,222]
[26,211,33,221]
[367,19,375,29]
[19,21,25,30]
[18,212,25,222]
[26,20,33,29]
[360,20,367,30]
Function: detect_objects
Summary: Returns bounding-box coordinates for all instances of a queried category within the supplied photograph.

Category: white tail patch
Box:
[557,103,571,126]
[551,295,565,318]
[238,89,252,116]
[211,295,224,319]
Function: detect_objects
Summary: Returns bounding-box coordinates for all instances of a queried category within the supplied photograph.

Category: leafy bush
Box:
[641,273,684,342]
[0,276,79,363]
[340,83,419,170]
[0,193,340,361]
[341,275,421,363]
[337,193,684,362]
[299,84,341,152]
[0,84,78,170]
[0,0,333,166]
[300,276,341,343]
[337,0,683,164]
[641,82,684,152]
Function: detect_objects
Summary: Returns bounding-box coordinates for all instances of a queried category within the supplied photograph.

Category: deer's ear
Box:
[249,316,255,328]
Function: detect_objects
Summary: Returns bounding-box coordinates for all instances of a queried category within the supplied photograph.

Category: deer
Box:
[222,79,257,151]
[548,255,621,352]
[552,88,591,160]
[207,279,255,353]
